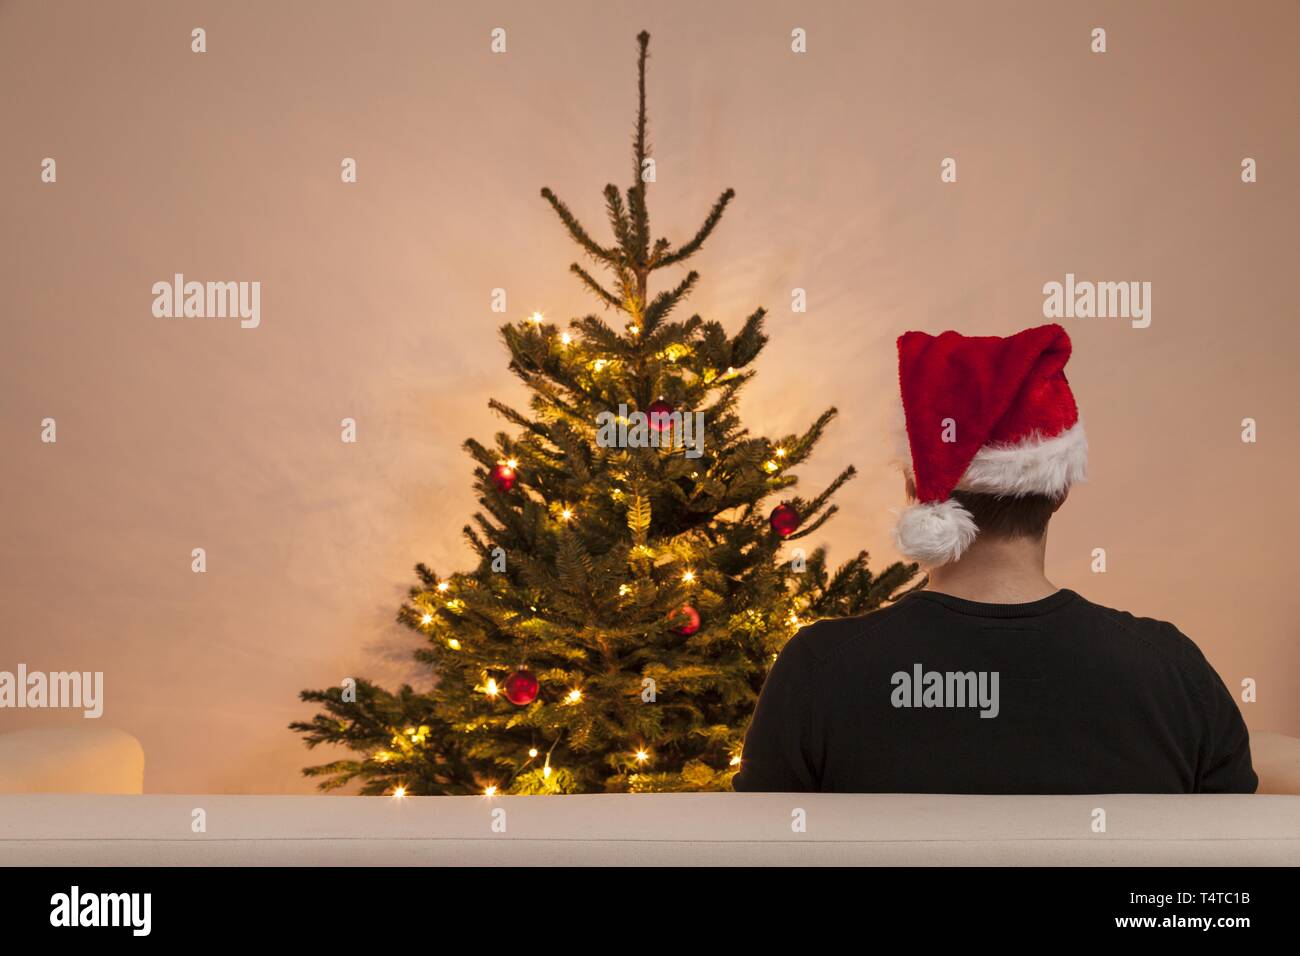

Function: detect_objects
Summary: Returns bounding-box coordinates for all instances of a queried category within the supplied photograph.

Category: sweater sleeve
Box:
[732,631,822,792]
[1196,660,1257,794]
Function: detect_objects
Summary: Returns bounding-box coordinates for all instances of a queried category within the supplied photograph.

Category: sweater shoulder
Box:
[1073,595,1211,671]
[789,599,917,664]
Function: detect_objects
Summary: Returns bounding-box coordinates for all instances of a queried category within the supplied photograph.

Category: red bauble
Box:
[770,504,800,538]
[504,669,539,706]
[489,463,517,493]
[646,399,674,432]
[670,604,701,636]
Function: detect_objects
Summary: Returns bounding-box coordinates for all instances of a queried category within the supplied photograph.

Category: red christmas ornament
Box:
[503,669,539,706]
[646,399,674,432]
[489,463,517,493]
[770,504,800,538]
[670,604,701,636]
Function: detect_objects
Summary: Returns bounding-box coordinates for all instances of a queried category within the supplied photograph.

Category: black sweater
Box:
[732,588,1257,794]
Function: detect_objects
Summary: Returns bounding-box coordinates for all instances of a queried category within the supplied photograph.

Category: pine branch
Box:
[604,183,634,253]
[642,270,699,335]
[627,32,652,265]
[569,262,623,309]
[728,306,768,367]
[787,407,838,461]
[627,492,651,545]
[655,189,735,268]
[784,504,839,541]
[488,399,553,440]
[540,187,616,262]
[794,464,857,524]
[632,32,651,185]
[573,314,626,352]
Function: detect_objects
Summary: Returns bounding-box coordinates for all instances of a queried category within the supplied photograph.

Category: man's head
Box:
[892,324,1086,567]
[904,475,1063,543]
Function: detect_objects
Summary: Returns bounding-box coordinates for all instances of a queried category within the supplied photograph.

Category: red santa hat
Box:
[893,323,1087,566]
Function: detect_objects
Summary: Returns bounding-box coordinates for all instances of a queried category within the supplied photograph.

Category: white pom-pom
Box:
[893,499,978,566]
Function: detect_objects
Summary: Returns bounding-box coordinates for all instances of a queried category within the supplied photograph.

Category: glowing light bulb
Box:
[393,786,407,799]
[420,613,433,625]
[528,312,544,325]
[566,689,582,704]
[635,749,649,763]
[560,332,572,345]
[485,678,499,697]
[484,785,497,797]
[543,763,553,779]
[448,639,460,650]
[436,581,450,592]
[619,584,631,596]
[506,458,519,469]
[730,755,742,766]
[593,359,607,372]
[681,570,695,584]
[775,447,787,458]
[560,508,573,521]
[528,748,539,758]
[629,325,639,335]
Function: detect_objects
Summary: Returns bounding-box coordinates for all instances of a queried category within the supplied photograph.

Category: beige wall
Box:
[2,0,1297,792]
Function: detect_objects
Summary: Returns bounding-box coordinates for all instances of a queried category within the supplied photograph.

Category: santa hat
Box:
[892,323,1087,566]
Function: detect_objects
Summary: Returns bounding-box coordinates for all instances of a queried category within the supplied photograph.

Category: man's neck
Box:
[924,533,1058,604]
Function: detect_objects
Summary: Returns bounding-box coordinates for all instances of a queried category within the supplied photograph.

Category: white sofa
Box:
[2,727,1298,865]
[2,791,1299,865]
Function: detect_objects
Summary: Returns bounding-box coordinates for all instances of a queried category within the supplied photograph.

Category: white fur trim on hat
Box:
[893,499,979,567]
[889,392,1088,501]
[955,421,1088,499]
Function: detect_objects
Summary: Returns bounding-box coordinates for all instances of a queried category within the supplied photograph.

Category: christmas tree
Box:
[292,32,918,795]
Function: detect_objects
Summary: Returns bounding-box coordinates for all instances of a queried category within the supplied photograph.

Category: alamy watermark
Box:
[595,404,705,459]
[0,664,103,718]
[151,273,261,329]
[1042,272,1150,328]
[891,663,999,718]
[50,886,150,936]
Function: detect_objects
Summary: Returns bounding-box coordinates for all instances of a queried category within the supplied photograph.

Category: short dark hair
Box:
[950,489,1057,539]
[905,476,1058,539]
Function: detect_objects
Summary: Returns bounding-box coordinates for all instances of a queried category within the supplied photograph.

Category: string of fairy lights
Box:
[386,311,804,797]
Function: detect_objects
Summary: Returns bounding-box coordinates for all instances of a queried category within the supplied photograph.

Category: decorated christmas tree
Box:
[292,32,918,795]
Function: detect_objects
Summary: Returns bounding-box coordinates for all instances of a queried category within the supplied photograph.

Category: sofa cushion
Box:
[0,727,144,795]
